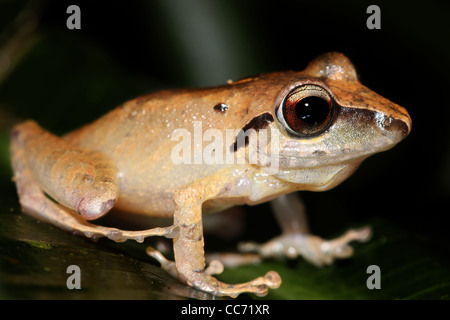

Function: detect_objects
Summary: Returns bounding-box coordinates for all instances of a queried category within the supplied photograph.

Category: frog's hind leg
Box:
[10,120,177,243]
[238,193,371,267]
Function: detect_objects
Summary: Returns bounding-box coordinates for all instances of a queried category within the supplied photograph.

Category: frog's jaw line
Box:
[270,160,363,192]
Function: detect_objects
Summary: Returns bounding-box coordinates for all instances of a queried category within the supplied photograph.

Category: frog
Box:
[10,52,411,298]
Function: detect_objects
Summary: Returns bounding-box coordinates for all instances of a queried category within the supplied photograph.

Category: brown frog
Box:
[10,52,411,297]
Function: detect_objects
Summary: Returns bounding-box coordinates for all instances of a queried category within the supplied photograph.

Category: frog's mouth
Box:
[277,164,360,191]
[256,139,401,174]
[256,149,371,183]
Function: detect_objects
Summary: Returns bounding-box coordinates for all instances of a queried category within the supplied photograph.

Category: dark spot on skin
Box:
[341,148,351,154]
[214,103,229,112]
[230,112,274,152]
[242,113,274,134]
[313,150,326,156]
[219,183,231,195]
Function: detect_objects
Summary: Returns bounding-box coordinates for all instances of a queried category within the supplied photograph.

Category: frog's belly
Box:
[114,191,240,218]
[115,191,175,217]
[114,192,266,218]
[113,161,229,217]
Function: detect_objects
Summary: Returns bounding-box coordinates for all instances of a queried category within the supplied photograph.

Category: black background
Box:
[0,0,449,299]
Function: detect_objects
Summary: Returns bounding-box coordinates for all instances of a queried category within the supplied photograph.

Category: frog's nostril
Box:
[385,118,410,138]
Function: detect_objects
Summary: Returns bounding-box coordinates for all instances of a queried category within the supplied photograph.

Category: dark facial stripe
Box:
[230,112,274,152]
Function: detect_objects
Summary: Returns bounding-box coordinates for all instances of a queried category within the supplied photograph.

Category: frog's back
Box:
[63,90,223,216]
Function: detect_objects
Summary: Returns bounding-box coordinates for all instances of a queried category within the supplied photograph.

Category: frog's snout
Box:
[378,112,411,149]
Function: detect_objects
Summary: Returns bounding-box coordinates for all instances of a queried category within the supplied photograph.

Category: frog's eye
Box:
[278,84,335,136]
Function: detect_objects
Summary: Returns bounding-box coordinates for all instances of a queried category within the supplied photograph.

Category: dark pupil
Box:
[294,96,330,125]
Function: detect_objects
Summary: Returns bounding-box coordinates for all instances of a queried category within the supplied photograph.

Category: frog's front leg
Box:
[10,121,177,242]
[149,169,281,298]
[239,193,371,267]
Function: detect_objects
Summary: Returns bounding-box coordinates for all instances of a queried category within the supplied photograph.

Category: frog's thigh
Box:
[12,120,118,220]
[10,121,176,242]
[168,170,280,298]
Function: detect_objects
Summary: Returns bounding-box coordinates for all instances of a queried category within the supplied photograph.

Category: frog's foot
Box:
[75,222,179,243]
[239,226,371,267]
[146,246,179,277]
[186,269,280,298]
[147,246,280,298]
